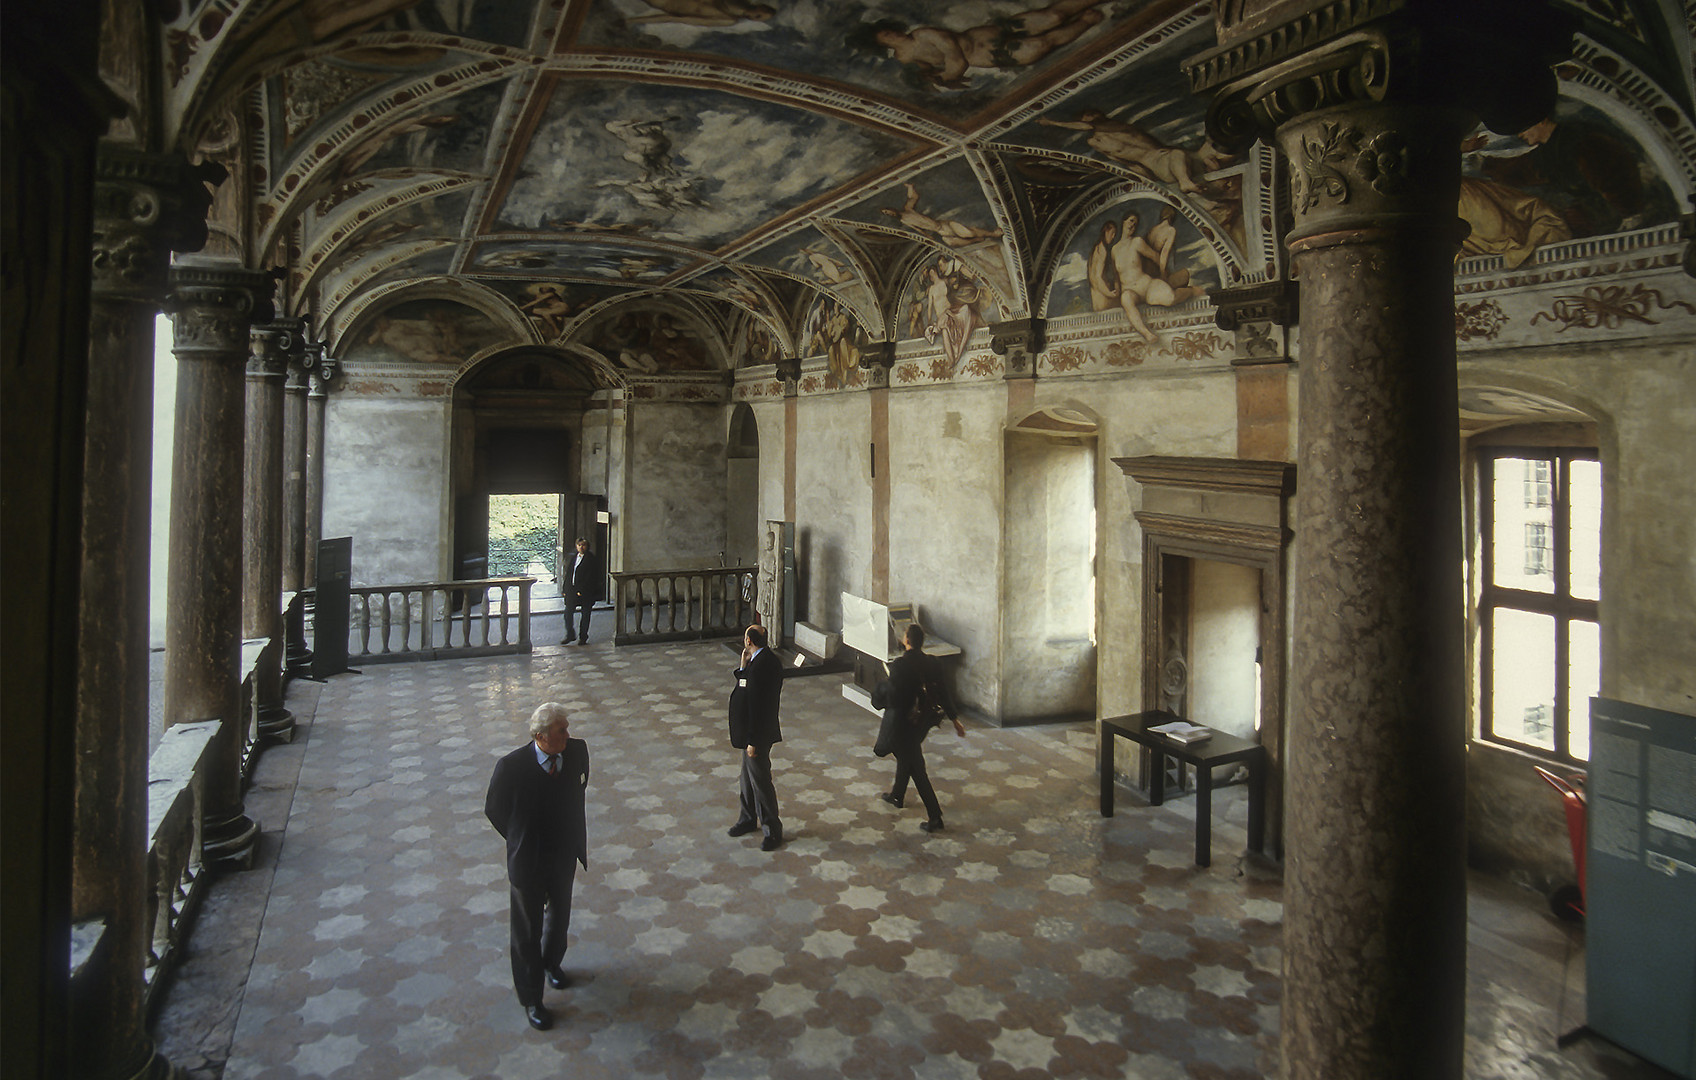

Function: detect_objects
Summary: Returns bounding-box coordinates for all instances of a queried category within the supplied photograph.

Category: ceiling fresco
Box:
[173,0,1692,369]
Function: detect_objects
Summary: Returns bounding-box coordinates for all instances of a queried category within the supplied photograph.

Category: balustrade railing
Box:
[141,719,219,1011]
[349,576,534,663]
[611,566,757,645]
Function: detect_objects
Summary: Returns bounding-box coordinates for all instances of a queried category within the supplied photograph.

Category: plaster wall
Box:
[1001,431,1096,723]
[887,382,1007,717]
[1189,557,1261,738]
[1062,369,1240,721]
[748,398,786,530]
[793,392,871,633]
[321,391,451,587]
[622,401,726,570]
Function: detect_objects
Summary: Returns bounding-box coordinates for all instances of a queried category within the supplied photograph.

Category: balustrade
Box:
[141,720,218,1011]
[348,577,534,663]
[610,566,757,645]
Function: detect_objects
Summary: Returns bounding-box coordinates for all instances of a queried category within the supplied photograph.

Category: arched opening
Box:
[1001,406,1098,725]
[727,403,760,566]
[450,350,609,612]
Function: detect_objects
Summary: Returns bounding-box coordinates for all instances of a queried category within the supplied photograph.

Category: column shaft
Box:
[164,257,273,870]
[281,343,313,593]
[244,322,297,741]
[72,145,217,1080]
[303,359,333,586]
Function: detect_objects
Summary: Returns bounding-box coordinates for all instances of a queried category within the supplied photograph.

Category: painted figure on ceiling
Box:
[911,256,988,370]
[800,245,856,285]
[851,0,1109,91]
[1086,219,1119,312]
[879,183,1002,249]
[1108,206,1205,343]
[1037,110,1231,199]
[806,298,863,388]
[626,0,776,27]
[519,284,578,340]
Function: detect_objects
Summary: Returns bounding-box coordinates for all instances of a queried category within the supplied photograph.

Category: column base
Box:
[285,647,314,678]
[257,705,295,743]
[202,810,260,871]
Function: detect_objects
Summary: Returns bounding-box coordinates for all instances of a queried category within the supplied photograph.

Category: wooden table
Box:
[1099,710,1267,867]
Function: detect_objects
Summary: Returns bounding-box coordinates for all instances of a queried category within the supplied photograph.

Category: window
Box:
[1479,449,1600,762]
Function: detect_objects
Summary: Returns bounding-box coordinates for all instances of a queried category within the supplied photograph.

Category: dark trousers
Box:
[736,744,782,839]
[891,730,942,824]
[564,594,592,641]
[508,858,576,1006]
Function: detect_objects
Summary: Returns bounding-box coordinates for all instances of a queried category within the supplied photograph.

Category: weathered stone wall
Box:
[793,390,872,633]
[621,400,727,570]
[321,379,452,587]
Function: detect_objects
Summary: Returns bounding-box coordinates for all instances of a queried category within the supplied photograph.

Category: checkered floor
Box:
[152,617,1674,1079]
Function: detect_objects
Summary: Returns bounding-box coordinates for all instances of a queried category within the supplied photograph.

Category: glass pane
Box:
[1567,620,1600,761]
[1492,608,1556,750]
[1492,457,1555,594]
[1569,458,1601,602]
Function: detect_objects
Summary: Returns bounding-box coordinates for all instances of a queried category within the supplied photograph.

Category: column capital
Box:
[90,146,225,302]
[857,341,895,389]
[308,356,340,397]
[287,341,322,392]
[1211,281,1299,331]
[990,318,1045,380]
[1185,1,1573,152]
[248,324,294,379]
[166,257,276,358]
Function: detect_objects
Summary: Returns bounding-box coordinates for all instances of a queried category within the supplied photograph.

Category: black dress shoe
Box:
[546,965,569,990]
[525,1003,552,1030]
[879,792,904,809]
[728,821,758,837]
[919,820,944,833]
[761,834,783,851]
[561,636,574,645]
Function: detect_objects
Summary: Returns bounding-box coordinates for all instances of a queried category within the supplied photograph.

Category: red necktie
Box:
[546,754,558,776]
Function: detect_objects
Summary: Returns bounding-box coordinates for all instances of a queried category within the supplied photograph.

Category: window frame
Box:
[1478,445,1600,763]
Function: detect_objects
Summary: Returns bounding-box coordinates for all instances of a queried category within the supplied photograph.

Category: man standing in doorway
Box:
[562,537,602,646]
[727,624,784,850]
[484,702,589,1031]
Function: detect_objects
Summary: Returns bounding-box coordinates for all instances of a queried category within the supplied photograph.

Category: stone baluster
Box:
[303,356,336,587]
[163,256,276,871]
[244,318,300,742]
[72,144,217,1080]
[1186,5,1570,1077]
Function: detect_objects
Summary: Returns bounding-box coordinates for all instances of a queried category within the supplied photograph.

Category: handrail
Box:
[347,576,534,663]
[610,566,757,645]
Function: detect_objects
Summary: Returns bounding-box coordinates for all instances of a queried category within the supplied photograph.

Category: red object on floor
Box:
[1534,765,1588,918]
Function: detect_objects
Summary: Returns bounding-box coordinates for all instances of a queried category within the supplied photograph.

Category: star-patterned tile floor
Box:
[152,617,1677,1079]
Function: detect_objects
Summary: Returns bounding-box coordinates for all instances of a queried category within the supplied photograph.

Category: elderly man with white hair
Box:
[485,702,589,1031]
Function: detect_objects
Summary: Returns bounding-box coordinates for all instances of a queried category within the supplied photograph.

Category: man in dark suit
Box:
[727,624,784,851]
[561,537,602,645]
[484,702,589,1031]
[875,623,965,833]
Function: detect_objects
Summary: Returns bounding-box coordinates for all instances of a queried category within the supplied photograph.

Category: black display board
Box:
[1586,697,1696,1078]
[311,537,352,679]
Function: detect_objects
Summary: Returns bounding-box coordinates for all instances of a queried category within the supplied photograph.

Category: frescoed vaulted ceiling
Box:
[148,0,1695,373]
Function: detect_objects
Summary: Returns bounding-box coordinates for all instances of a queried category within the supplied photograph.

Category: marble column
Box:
[303,356,335,587]
[244,319,300,742]
[282,341,316,593]
[1186,6,1568,1077]
[164,257,275,871]
[71,145,215,1080]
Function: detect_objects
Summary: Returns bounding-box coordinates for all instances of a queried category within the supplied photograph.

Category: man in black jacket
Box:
[727,624,784,850]
[876,623,964,833]
[484,702,589,1031]
[561,537,602,645]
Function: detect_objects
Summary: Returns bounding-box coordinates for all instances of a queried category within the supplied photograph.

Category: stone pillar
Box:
[282,340,316,593]
[303,356,335,586]
[71,146,215,1080]
[244,319,299,742]
[1186,6,1569,1078]
[164,256,275,870]
[857,343,895,601]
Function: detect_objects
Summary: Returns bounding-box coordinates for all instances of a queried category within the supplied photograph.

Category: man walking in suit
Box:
[485,702,589,1031]
[727,624,784,851]
[561,537,602,645]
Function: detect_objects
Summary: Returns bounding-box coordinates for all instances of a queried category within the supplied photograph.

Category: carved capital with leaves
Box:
[990,318,1045,380]
[165,257,275,361]
[90,146,226,302]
